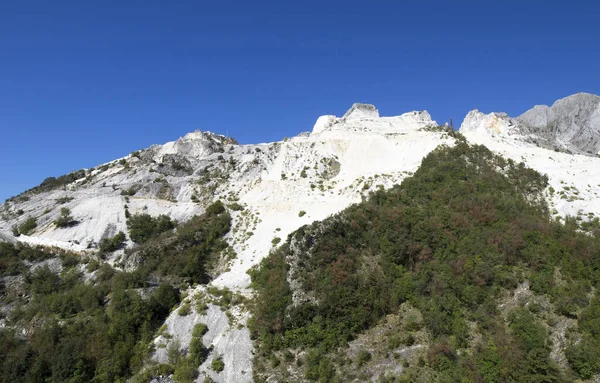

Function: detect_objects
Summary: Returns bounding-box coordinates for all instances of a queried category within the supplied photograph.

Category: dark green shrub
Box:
[126,214,174,243]
[18,217,37,235]
[211,356,224,372]
[173,359,198,383]
[99,231,126,253]
[55,196,74,205]
[120,186,137,196]
[54,207,75,228]
[189,324,209,366]
[356,350,372,367]
[228,202,244,211]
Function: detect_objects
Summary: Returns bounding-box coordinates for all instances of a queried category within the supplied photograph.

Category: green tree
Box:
[54,207,74,228]
[18,216,37,235]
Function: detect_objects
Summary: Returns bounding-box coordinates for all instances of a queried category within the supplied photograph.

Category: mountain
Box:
[460,92,600,156]
[518,93,600,155]
[1,94,600,383]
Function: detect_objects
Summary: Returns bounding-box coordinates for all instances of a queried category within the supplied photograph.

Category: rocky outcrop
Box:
[459,110,522,138]
[342,103,380,120]
[312,104,435,136]
[312,115,337,134]
[151,130,236,164]
[0,232,16,244]
[517,92,600,155]
[460,93,600,156]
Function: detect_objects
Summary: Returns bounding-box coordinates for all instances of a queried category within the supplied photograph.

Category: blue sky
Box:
[1,1,599,201]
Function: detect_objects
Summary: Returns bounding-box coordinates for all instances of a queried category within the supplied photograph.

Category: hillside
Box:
[250,141,600,382]
[0,103,454,382]
[1,94,600,382]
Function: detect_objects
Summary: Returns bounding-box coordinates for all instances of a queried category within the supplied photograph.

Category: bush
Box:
[23,169,86,195]
[192,323,209,338]
[126,214,174,243]
[173,359,198,383]
[211,356,225,372]
[55,196,74,204]
[120,186,137,196]
[18,217,37,235]
[99,231,126,253]
[298,210,306,217]
[54,207,75,228]
[189,323,209,366]
[356,350,372,367]
[178,302,191,316]
[205,200,225,216]
[228,202,244,211]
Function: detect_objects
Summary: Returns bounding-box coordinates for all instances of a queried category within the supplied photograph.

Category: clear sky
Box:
[1,1,599,201]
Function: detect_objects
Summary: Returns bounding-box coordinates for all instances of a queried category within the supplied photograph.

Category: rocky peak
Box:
[152,130,237,163]
[311,104,435,135]
[312,115,338,135]
[181,130,238,145]
[459,109,520,137]
[460,93,600,155]
[517,92,600,154]
[342,103,380,120]
[407,110,435,125]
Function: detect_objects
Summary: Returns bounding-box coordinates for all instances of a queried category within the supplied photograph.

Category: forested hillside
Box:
[251,142,600,382]
[0,201,231,383]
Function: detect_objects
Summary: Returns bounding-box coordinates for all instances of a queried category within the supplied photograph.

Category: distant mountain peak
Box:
[461,92,600,156]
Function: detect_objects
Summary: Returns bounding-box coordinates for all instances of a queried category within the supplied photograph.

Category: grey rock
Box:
[342,103,380,120]
[0,232,16,244]
[517,92,600,155]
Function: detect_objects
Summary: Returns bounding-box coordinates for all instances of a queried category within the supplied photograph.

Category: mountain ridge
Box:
[1,93,600,382]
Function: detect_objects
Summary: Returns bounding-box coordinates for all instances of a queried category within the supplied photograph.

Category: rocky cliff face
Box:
[517,92,600,155]
[459,92,600,156]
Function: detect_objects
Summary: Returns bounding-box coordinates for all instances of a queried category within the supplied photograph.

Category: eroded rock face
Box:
[517,93,600,155]
[459,110,522,138]
[0,232,16,244]
[311,104,436,136]
[151,130,235,165]
[460,93,600,156]
[342,103,380,120]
